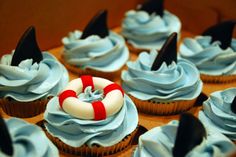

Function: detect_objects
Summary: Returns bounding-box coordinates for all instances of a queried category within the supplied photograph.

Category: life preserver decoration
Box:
[58,75,124,120]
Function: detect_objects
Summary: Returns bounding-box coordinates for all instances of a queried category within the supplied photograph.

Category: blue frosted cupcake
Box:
[179,21,236,83]
[43,76,138,156]
[122,33,202,115]
[199,87,236,141]
[0,116,59,157]
[133,113,236,157]
[61,10,129,80]
[0,26,69,118]
[122,0,181,53]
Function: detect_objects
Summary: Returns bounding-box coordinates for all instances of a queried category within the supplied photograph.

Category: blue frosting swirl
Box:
[78,86,103,103]
[0,118,59,157]
[133,120,236,157]
[121,50,202,102]
[199,87,236,140]
[180,37,236,75]
[62,31,129,72]
[122,10,181,50]
[0,52,69,102]
[44,94,138,147]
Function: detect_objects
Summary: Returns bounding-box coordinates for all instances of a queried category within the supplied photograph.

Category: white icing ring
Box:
[60,77,124,120]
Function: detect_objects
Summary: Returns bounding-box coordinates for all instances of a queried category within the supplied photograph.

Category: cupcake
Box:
[0,26,69,118]
[122,33,202,115]
[43,75,138,156]
[199,87,236,141]
[133,113,236,157]
[61,10,129,80]
[0,116,59,157]
[121,0,181,53]
[179,20,236,83]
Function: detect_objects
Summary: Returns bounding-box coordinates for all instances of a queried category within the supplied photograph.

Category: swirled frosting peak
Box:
[44,94,138,147]
[122,10,181,50]
[199,87,236,140]
[0,52,69,102]
[180,36,236,75]
[0,118,59,157]
[78,86,103,103]
[133,120,236,157]
[121,50,202,102]
[62,30,129,72]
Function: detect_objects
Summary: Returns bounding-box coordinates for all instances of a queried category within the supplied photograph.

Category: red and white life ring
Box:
[58,75,124,120]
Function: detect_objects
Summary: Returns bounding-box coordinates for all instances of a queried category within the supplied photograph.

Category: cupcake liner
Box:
[200,74,236,83]
[40,121,138,157]
[0,97,51,118]
[60,55,121,80]
[129,94,197,115]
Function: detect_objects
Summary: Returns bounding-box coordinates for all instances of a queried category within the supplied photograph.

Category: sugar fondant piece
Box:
[139,0,164,17]
[81,10,109,39]
[172,113,206,157]
[11,26,43,66]
[59,75,124,120]
[231,96,236,114]
[202,20,236,49]
[151,32,177,70]
[0,116,13,156]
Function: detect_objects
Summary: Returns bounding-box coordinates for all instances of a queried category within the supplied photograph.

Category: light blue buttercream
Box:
[199,87,236,140]
[133,120,235,157]
[0,118,59,157]
[122,10,181,50]
[62,31,129,72]
[0,52,69,102]
[180,37,236,75]
[44,94,138,147]
[78,86,103,103]
[121,50,202,102]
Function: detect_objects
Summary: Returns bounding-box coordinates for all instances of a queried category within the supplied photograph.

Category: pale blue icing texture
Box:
[44,94,138,147]
[78,86,103,103]
[122,10,181,50]
[199,87,236,140]
[121,50,202,102]
[62,31,129,72]
[0,52,69,102]
[0,118,59,157]
[180,37,236,76]
[133,120,235,157]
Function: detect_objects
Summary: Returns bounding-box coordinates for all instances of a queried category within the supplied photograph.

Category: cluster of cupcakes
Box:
[0,0,236,156]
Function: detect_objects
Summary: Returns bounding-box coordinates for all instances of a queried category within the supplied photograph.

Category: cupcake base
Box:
[60,56,122,80]
[200,74,236,83]
[41,121,138,157]
[129,94,197,115]
[0,97,51,118]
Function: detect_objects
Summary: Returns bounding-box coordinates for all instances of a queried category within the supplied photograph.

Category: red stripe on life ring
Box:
[104,83,124,96]
[58,90,77,108]
[81,75,94,92]
[92,101,106,120]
